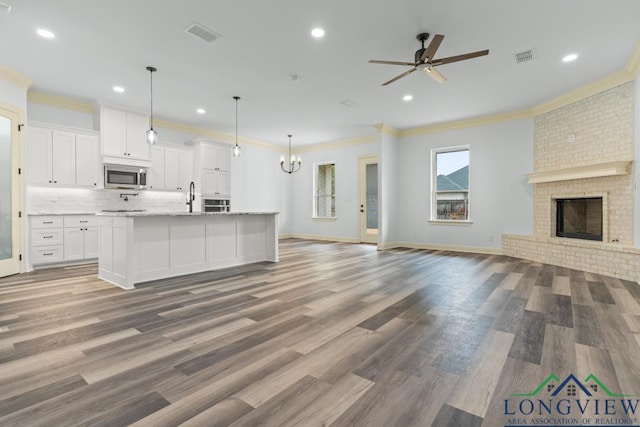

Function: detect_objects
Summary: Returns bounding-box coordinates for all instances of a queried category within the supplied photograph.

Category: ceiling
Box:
[1,0,639,146]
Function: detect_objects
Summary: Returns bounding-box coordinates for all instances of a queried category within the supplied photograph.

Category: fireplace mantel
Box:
[525,160,632,184]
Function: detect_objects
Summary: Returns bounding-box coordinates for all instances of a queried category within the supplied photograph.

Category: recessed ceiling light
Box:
[311,28,325,38]
[403,94,413,102]
[36,28,55,39]
[113,86,125,93]
[562,53,578,63]
[197,108,206,114]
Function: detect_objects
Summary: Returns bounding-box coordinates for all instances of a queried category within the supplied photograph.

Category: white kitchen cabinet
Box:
[29,215,99,269]
[165,148,194,191]
[75,133,100,187]
[100,106,149,161]
[51,130,76,185]
[64,226,99,261]
[179,149,194,191]
[149,146,193,191]
[201,169,230,197]
[201,144,230,172]
[148,146,165,190]
[26,125,99,187]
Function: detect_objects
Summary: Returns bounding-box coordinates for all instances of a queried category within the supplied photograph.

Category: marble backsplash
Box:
[27,187,194,214]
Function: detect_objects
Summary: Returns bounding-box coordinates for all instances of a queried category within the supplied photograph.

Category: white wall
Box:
[0,80,27,112]
[27,103,94,129]
[231,143,292,235]
[397,119,534,250]
[379,131,398,247]
[290,141,380,241]
[634,77,640,248]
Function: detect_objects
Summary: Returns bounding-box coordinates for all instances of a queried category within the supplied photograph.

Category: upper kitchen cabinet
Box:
[189,140,231,198]
[148,146,194,191]
[26,124,99,187]
[100,106,150,165]
[201,144,231,172]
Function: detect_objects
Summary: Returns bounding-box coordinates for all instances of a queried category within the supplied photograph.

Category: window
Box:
[432,147,470,221]
[314,163,336,218]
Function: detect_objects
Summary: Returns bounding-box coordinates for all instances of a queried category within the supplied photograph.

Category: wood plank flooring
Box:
[0,239,639,426]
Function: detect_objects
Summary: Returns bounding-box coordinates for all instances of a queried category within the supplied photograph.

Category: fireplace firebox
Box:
[556,197,603,241]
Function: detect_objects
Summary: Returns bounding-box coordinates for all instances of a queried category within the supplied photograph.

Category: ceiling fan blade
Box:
[431,49,489,66]
[382,68,416,86]
[425,67,447,84]
[369,60,417,66]
[420,34,444,62]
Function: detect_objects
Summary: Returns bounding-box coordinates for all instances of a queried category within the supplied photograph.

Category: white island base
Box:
[98,212,278,290]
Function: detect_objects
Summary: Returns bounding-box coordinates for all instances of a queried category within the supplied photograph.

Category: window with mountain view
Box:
[432,147,469,221]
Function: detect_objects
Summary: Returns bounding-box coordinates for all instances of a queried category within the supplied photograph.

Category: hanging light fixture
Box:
[280,134,301,174]
[232,96,241,157]
[145,66,158,145]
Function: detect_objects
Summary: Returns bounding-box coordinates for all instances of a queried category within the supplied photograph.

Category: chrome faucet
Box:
[187,181,195,213]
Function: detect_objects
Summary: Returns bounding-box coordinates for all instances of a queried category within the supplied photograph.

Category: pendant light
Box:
[145,66,158,145]
[280,134,301,174]
[232,96,241,157]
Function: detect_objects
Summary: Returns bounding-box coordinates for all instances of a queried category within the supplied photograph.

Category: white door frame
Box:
[0,103,25,278]
[358,154,378,244]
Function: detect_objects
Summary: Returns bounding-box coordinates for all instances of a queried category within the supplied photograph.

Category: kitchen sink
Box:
[101,209,147,212]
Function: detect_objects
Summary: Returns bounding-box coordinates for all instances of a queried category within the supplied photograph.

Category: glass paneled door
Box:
[0,106,22,278]
[358,155,378,244]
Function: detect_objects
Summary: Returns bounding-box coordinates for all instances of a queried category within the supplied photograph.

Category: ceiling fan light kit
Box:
[369,32,489,86]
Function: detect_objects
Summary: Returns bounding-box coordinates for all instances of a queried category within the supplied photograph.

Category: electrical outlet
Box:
[567,134,576,143]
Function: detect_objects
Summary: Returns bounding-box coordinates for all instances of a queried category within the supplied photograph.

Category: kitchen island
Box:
[97,212,278,289]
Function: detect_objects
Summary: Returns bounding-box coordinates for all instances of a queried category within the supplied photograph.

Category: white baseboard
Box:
[280,235,502,255]
[377,241,503,255]
[279,233,359,244]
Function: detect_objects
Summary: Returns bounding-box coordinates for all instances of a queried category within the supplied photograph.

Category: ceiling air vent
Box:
[514,48,536,64]
[184,22,222,43]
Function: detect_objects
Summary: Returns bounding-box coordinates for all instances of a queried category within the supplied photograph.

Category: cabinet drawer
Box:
[64,215,98,227]
[31,228,64,246]
[32,246,64,264]
[31,216,63,228]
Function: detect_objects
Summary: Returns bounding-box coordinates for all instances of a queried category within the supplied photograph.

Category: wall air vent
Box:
[514,48,536,63]
[184,22,222,43]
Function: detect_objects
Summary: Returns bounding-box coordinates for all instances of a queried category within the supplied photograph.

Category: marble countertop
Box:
[28,212,97,216]
[95,211,279,217]
[29,211,279,217]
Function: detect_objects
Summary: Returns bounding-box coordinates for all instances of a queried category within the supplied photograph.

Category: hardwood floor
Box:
[0,239,639,426]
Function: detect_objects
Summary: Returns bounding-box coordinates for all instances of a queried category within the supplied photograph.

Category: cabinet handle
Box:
[43,235,53,239]
[49,180,52,183]
[43,221,53,224]
[54,181,57,184]
[43,253,53,256]
[94,183,97,186]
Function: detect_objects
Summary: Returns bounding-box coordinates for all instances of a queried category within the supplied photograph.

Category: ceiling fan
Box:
[369,32,489,86]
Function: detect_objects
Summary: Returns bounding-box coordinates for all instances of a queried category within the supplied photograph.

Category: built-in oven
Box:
[202,199,230,212]
[104,165,147,190]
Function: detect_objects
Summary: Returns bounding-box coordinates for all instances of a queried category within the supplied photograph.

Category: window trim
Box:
[431,145,470,222]
[312,161,336,219]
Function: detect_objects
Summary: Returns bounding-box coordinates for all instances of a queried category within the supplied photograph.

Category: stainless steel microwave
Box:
[104,165,147,189]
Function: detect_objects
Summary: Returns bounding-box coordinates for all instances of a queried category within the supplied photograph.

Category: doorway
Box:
[0,105,23,278]
[358,155,378,244]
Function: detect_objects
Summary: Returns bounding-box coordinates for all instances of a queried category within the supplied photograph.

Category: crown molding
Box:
[28,91,93,113]
[625,37,640,77]
[530,69,635,116]
[0,64,33,89]
[399,109,533,138]
[295,134,378,153]
[374,123,400,137]
[154,119,279,151]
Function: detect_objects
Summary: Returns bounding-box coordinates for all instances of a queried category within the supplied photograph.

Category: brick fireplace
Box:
[503,82,640,282]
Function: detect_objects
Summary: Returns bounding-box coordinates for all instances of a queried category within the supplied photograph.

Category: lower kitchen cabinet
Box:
[29,214,99,269]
